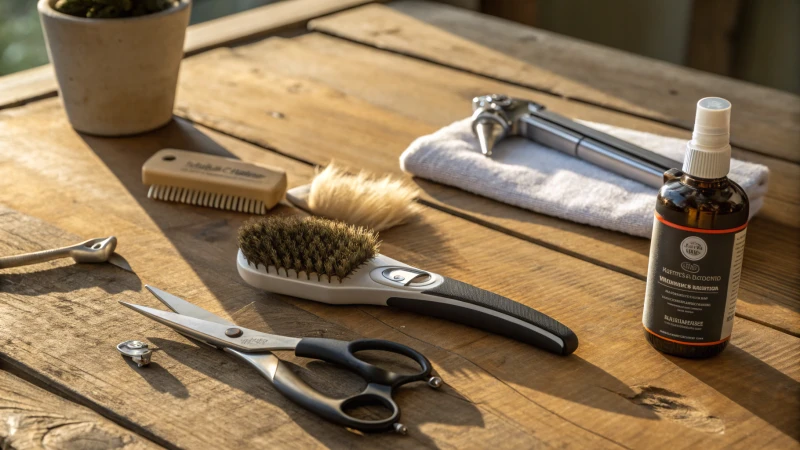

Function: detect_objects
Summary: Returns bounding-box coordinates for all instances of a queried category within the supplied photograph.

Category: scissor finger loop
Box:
[123,286,442,434]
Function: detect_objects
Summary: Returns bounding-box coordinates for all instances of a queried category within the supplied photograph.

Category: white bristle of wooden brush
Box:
[146,184,267,214]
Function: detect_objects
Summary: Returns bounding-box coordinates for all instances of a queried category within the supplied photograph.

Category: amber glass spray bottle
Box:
[642,98,748,358]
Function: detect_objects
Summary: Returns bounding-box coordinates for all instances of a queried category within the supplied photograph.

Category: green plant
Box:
[54,0,177,18]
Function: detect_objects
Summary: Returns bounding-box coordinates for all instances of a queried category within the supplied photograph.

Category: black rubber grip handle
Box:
[267,338,434,432]
[295,338,432,387]
[387,277,578,355]
[270,358,400,432]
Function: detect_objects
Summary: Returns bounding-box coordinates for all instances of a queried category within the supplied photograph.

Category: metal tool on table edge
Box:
[471,94,681,188]
[0,236,133,272]
[121,285,442,434]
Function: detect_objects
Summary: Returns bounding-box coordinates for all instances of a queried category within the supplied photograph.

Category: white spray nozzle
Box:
[691,97,731,148]
[682,97,732,179]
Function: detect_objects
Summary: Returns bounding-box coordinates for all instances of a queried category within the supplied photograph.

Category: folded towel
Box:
[400,118,769,238]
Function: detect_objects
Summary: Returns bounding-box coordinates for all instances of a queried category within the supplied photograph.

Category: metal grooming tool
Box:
[117,340,153,367]
[0,236,132,272]
[471,94,680,188]
[121,285,442,434]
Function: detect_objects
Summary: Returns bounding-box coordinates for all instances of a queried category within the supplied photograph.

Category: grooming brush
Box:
[237,216,578,355]
[285,164,420,231]
[142,149,287,214]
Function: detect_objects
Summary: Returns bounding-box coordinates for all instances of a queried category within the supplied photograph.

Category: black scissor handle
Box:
[295,338,432,387]
[277,337,433,432]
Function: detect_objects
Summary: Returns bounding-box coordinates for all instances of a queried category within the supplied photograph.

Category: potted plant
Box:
[38,0,191,136]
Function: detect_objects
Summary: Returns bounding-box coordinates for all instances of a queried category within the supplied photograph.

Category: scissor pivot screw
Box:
[225,327,243,338]
[393,423,407,435]
[427,376,442,389]
[117,340,152,367]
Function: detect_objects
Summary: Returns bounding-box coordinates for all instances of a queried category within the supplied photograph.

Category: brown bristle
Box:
[238,215,380,282]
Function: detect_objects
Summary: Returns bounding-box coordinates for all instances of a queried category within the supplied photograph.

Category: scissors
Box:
[120,286,441,434]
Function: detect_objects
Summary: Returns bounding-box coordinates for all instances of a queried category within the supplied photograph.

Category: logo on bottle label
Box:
[680,262,700,273]
[680,236,707,261]
[644,215,747,344]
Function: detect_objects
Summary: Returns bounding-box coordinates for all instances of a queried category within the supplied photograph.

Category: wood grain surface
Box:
[0,96,797,449]
[309,1,800,163]
[0,3,798,448]
[0,0,381,111]
[172,38,799,336]
[0,65,57,111]
[0,366,156,449]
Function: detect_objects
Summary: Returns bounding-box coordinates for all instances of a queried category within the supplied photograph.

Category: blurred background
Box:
[1,0,798,95]
[0,0,283,75]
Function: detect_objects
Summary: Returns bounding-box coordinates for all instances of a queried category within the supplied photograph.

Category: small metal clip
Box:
[117,340,152,367]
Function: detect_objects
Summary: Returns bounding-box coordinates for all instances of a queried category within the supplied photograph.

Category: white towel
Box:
[400,118,769,238]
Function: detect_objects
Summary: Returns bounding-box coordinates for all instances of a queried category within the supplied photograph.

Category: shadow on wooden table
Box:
[0,264,141,296]
[413,178,652,259]
[670,345,800,441]
[123,357,190,399]
[79,118,480,445]
[149,336,479,447]
[78,116,754,440]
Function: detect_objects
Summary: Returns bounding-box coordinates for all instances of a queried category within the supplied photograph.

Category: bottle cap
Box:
[682,97,732,179]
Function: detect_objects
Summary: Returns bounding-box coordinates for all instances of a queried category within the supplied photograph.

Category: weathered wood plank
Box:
[0,368,157,449]
[0,97,797,448]
[0,0,380,111]
[252,34,800,229]
[184,0,379,55]
[180,38,800,336]
[0,105,581,449]
[0,65,58,111]
[309,1,800,162]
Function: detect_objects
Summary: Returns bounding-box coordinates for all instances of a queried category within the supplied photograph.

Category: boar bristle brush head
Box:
[306,164,421,232]
[238,215,380,282]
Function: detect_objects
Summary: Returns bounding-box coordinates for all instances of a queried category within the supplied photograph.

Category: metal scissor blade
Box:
[145,285,234,326]
[120,302,301,352]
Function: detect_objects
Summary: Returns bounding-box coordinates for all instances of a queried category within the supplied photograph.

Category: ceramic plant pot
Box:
[38,0,191,136]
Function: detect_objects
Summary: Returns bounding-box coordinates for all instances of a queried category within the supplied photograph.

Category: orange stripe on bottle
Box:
[655,212,747,234]
[644,327,730,346]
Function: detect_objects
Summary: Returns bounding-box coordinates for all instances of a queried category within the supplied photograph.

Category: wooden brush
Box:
[142,149,287,214]
[285,164,420,231]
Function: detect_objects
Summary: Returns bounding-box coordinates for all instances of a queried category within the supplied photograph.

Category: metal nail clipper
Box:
[471,94,680,188]
[121,286,442,434]
[0,236,133,272]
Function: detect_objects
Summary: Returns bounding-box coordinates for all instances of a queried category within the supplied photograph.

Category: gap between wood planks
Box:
[209,32,796,334]
[309,28,796,165]
[0,356,177,450]
[1,99,797,447]
[307,1,799,165]
[173,114,796,339]
[165,33,798,337]
[0,0,384,111]
[1,33,793,335]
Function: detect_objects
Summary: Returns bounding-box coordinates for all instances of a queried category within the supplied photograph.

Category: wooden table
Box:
[0,1,797,448]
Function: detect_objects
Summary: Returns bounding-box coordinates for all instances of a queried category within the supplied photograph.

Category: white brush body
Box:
[236,250,566,351]
[237,250,443,306]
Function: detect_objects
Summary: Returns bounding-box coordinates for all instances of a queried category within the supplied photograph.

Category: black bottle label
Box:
[643,213,747,345]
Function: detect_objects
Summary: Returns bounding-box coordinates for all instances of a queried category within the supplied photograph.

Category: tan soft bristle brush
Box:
[285,164,420,231]
[237,216,578,355]
[142,149,287,214]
